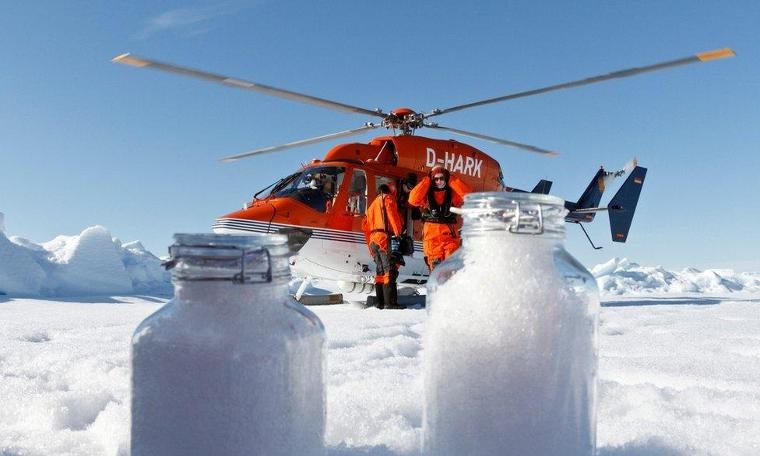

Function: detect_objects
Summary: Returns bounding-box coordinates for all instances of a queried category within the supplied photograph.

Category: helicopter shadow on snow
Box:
[0,294,170,304]
[324,440,690,456]
[601,296,736,307]
[598,437,689,456]
[327,444,398,456]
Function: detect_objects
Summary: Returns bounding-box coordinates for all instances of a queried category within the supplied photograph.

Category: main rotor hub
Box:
[384,107,425,135]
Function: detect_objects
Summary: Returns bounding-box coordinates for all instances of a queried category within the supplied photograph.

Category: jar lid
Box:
[455,192,567,236]
[172,233,287,250]
[165,233,289,283]
[463,192,565,207]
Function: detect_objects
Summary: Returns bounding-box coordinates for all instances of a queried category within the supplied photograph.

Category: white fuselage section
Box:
[212,218,429,289]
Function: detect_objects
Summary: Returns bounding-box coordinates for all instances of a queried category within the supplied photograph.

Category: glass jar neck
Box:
[165,233,291,287]
[174,279,290,305]
[457,192,567,241]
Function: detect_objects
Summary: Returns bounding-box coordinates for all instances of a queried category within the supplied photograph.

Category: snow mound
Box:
[593,257,760,296]
[0,218,170,297]
[0,229,47,296]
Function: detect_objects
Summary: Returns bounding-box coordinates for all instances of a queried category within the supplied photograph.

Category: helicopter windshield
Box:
[269,166,345,212]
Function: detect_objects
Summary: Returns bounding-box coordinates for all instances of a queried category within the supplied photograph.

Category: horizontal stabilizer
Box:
[609,166,647,242]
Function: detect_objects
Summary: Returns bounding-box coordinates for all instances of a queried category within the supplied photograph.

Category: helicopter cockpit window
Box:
[347,169,367,216]
[270,166,345,212]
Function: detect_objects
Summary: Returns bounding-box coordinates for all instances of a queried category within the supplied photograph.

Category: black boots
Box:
[372,283,405,309]
[374,284,385,309]
[383,283,405,310]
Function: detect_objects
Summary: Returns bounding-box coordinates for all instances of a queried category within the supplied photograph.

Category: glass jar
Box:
[131,234,325,456]
[423,193,599,456]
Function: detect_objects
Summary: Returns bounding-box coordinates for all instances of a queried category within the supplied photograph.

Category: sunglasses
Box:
[433,175,446,181]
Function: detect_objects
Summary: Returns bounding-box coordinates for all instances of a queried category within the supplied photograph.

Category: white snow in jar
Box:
[424,235,597,456]
[130,235,325,456]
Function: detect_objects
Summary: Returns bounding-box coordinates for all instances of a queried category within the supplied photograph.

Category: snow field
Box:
[3,292,760,455]
[596,299,760,455]
[2,221,760,454]
[0,298,161,455]
[319,305,425,454]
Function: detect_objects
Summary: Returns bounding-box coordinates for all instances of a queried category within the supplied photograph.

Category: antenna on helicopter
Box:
[112,48,735,162]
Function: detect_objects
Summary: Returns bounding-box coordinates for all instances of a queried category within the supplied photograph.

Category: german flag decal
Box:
[616,233,626,239]
[634,177,643,184]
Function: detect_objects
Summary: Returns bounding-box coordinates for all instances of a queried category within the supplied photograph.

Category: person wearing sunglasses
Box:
[408,165,471,271]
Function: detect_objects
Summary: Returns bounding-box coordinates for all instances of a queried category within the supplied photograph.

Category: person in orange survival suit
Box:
[408,165,472,271]
[362,184,405,309]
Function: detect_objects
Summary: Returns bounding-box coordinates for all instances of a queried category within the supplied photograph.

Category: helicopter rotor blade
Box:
[112,53,385,118]
[220,123,382,162]
[425,48,735,118]
[425,123,559,156]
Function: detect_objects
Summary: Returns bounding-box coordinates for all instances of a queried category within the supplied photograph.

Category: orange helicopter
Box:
[113,48,734,293]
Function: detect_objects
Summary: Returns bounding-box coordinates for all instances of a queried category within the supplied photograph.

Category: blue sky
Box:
[2,1,758,271]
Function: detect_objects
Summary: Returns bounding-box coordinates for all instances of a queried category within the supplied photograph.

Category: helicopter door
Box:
[374,175,394,192]
[324,167,367,233]
[374,174,420,241]
[346,169,367,216]
[373,174,406,229]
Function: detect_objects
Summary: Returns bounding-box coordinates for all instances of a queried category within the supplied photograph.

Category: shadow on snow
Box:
[0,294,170,305]
[602,296,760,307]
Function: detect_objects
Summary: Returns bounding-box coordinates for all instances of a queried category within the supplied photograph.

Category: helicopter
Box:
[113,48,734,294]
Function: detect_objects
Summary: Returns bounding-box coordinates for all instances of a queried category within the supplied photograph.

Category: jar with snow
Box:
[423,192,599,456]
[131,233,325,456]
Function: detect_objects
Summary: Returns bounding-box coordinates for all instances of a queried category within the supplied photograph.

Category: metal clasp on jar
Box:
[233,247,273,284]
[163,245,273,284]
[508,202,544,235]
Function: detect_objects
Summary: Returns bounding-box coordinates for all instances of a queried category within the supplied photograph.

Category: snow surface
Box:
[2,222,760,454]
[2,288,760,455]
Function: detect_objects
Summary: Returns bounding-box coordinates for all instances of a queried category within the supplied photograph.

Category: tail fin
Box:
[504,179,553,194]
[566,167,607,222]
[531,180,553,194]
[609,166,647,242]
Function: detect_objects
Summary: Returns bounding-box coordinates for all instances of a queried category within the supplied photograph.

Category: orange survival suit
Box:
[362,185,405,309]
[408,166,472,271]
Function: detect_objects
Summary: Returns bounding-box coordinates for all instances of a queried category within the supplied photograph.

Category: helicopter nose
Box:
[212,203,276,234]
